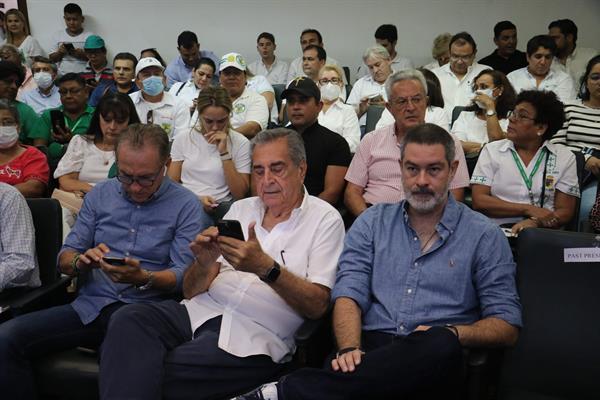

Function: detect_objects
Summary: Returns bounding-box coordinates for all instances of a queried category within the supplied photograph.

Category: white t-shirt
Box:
[433,62,492,115]
[375,106,451,131]
[181,191,345,363]
[170,128,251,202]
[231,87,269,130]
[451,111,509,144]
[248,57,289,85]
[507,67,576,104]
[130,91,191,140]
[318,100,361,152]
[17,35,46,67]
[53,135,114,184]
[346,75,387,125]
[168,80,199,110]
[247,75,278,124]
[471,139,580,225]
[49,29,93,76]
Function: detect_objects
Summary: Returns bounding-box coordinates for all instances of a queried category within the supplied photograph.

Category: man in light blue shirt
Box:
[236,123,522,400]
[165,30,218,88]
[19,56,61,115]
[0,123,209,399]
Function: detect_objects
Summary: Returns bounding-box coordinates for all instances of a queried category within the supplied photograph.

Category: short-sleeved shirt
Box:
[19,86,61,115]
[291,121,352,196]
[246,75,278,124]
[248,57,289,85]
[346,75,387,125]
[168,80,199,110]
[14,100,41,144]
[80,63,113,84]
[30,105,95,160]
[130,91,190,140]
[376,106,450,131]
[478,50,528,75]
[345,123,470,205]
[550,47,599,87]
[471,139,580,225]
[170,128,251,201]
[182,191,345,362]
[507,67,576,103]
[451,111,509,144]
[49,29,93,76]
[0,145,49,186]
[53,135,114,184]
[550,101,600,161]
[165,52,219,88]
[230,87,269,131]
[318,100,361,153]
[433,62,492,115]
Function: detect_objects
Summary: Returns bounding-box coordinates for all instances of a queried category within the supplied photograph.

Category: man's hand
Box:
[331,348,364,373]
[585,156,600,176]
[77,243,110,271]
[511,218,539,234]
[189,226,222,268]
[525,205,554,221]
[218,222,272,276]
[99,257,146,285]
[200,195,219,214]
[52,124,73,144]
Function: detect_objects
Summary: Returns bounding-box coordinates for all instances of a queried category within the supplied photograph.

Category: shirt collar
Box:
[255,186,310,226]
[499,139,556,155]
[401,194,461,239]
[38,85,59,98]
[117,174,172,204]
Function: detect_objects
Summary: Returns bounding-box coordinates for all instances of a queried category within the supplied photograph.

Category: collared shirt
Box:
[53,135,114,183]
[318,100,361,152]
[346,74,387,125]
[331,197,522,335]
[551,47,599,87]
[471,139,580,225]
[356,53,414,80]
[0,182,40,291]
[246,75,278,124]
[551,100,600,161]
[61,177,205,324]
[19,85,61,115]
[182,191,345,362]
[451,111,509,144]
[287,55,343,83]
[80,62,114,83]
[165,51,219,88]
[376,106,450,131]
[507,67,576,103]
[130,90,190,140]
[168,80,199,110]
[89,81,139,107]
[248,57,289,85]
[433,62,492,114]
[14,100,41,145]
[17,66,36,100]
[345,123,470,205]
[230,87,269,131]
[478,49,528,75]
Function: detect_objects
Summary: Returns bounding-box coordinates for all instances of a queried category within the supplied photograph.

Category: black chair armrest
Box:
[5,276,72,317]
[294,317,326,345]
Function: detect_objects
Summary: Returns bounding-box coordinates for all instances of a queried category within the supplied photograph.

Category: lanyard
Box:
[64,115,84,133]
[510,147,548,206]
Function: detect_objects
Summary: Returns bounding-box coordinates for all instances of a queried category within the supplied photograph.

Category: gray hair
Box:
[0,99,20,123]
[401,123,455,166]
[385,69,428,100]
[116,123,170,165]
[432,33,452,59]
[250,128,306,167]
[362,45,390,63]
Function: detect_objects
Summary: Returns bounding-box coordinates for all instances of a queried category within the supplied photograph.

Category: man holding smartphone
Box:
[0,124,207,398]
[99,128,346,400]
[48,3,93,76]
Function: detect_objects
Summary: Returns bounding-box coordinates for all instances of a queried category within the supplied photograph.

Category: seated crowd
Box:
[0,2,599,399]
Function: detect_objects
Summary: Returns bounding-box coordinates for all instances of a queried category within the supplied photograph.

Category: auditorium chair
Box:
[364,104,385,136]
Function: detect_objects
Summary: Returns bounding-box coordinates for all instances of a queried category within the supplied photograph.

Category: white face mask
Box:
[0,125,19,149]
[320,82,341,101]
[33,72,54,90]
[474,88,497,109]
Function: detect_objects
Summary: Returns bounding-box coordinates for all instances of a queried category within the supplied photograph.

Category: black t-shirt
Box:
[290,121,352,196]
[479,49,528,75]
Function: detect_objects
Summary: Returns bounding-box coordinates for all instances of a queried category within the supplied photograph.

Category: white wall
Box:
[27,0,600,81]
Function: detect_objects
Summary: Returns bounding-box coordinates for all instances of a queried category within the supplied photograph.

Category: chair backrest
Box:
[451,106,467,129]
[497,228,600,399]
[342,66,351,84]
[26,198,63,286]
[273,84,286,111]
[365,105,385,135]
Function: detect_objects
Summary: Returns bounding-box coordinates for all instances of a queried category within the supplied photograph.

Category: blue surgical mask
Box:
[142,76,164,96]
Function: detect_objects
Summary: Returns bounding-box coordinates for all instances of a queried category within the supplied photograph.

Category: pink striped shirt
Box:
[345,124,469,205]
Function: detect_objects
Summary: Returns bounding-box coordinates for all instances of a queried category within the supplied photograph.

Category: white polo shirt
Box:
[551,47,599,86]
[231,87,269,131]
[248,57,289,85]
[170,128,251,201]
[168,80,199,110]
[347,75,387,125]
[451,111,509,144]
[247,75,278,125]
[471,139,580,225]
[433,62,491,115]
[507,67,576,103]
[318,100,361,152]
[376,106,451,131]
[181,191,345,362]
[130,91,190,140]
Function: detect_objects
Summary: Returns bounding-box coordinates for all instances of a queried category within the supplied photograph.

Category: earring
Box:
[537,131,543,136]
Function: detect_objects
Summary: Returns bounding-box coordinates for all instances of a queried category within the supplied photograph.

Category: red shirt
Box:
[0,145,49,186]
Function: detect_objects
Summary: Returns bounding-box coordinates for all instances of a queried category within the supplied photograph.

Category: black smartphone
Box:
[50,109,66,135]
[217,219,245,241]
[63,42,75,53]
[86,78,97,87]
[103,256,127,266]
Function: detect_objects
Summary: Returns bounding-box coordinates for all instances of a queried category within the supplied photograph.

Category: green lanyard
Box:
[65,115,84,133]
[510,147,548,206]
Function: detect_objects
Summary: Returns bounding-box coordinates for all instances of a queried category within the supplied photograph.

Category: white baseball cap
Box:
[219,52,247,72]
[135,57,164,76]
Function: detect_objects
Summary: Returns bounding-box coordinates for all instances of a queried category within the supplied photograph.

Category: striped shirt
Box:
[345,124,470,205]
[551,101,600,161]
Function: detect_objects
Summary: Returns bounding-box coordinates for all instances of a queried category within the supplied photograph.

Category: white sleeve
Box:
[48,31,60,53]
[555,149,581,198]
[170,131,187,162]
[53,135,87,178]
[305,209,345,288]
[341,106,361,153]
[451,113,470,141]
[231,133,252,174]
[168,82,184,95]
[375,108,395,129]
[555,75,577,103]
[346,80,362,106]
[245,95,269,130]
[172,100,192,139]
[274,61,289,85]
[470,145,496,186]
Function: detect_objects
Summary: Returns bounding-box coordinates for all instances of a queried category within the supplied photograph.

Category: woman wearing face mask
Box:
[452,70,516,157]
[4,9,45,67]
[169,57,216,115]
[317,65,360,152]
[168,86,250,223]
[0,99,48,197]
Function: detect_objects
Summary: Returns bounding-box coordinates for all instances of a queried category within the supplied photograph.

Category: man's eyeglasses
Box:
[59,87,84,96]
[390,95,425,109]
[507,110,536,122]
[116,168,163,187]
[449,54,474,62]
[318,77,341,85]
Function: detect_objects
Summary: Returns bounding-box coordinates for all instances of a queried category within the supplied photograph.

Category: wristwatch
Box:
[261,261,281,284]
[136,269,155,291]
[486,109,496,117]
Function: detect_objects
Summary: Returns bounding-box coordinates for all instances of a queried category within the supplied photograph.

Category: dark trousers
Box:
[0,302,124,399]
[99,300,287,400]
[280,326,463,400]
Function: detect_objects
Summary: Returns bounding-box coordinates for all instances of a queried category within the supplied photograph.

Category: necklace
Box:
[419,230,438,252]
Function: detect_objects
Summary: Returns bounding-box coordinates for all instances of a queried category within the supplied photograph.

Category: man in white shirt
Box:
[129,57,190,141]
[356,24,414,79]
[302,45,326,83]
[287,29,343,84]
[433,32,491,115]
[99,128,346,400]
[47,3,92,76]
[507,35,576,103]
[548,19,599,86]
[248,32,289,85]
[20,56,61,115]
[219,52,269,138]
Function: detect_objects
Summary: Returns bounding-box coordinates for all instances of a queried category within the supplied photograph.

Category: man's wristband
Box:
[70,253,81,276]
[336,346,363,358]
[220,151,232,161]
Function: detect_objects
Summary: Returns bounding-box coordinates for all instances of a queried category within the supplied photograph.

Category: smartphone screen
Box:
[63,42,75,52]
[103,256,127,266]
[50,109,66,135]
[217,219,245,241]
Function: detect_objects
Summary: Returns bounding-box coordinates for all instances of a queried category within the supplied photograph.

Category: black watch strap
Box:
[261,261,281,283]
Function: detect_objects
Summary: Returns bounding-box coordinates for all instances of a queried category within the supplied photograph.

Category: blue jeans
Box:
[0,302,124,399]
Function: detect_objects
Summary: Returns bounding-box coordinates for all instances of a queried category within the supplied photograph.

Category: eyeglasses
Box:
[0,119,17,127]
[58,87,84,96]
[507,110,536,122]
[450,54,474,62]
[318,77,341,85]
[390,95,425,109]
[116,168,163,187]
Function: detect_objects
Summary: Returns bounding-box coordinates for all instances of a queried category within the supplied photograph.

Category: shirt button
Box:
[413,237,418,241]
[407,289,412,294]
[400,324,405,331]
[414,262,418,267]
[130,228,136,233]
[125,251,130,256]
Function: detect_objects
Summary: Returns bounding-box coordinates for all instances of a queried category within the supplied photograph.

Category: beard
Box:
[403,184,449,213]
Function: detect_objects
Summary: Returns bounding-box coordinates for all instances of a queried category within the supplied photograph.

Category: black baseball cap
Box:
[281,76,321,102]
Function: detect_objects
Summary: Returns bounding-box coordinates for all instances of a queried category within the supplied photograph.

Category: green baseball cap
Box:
[84,35,105,50]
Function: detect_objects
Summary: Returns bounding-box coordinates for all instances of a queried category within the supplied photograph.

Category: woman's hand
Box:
[585,156,600,176]
[511,218,538,234]
[201,195,218,213]
[204,130,228,154]
[474,92,496,111]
